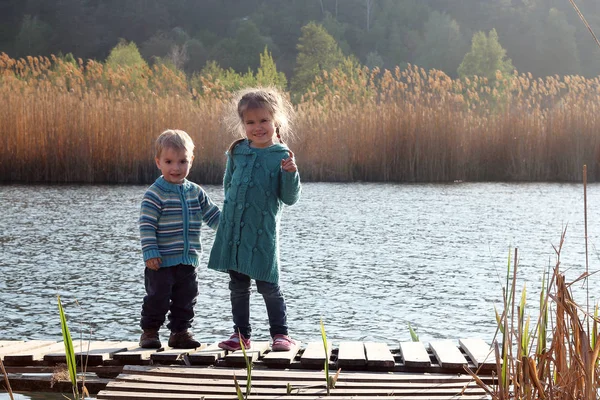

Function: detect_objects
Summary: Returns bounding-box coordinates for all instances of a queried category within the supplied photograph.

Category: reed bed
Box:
[468,234,600,399]
[2,52,600,183]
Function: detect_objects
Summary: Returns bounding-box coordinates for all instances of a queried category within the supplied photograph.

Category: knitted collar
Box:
[155,176,191,192]
[232,139,289,155]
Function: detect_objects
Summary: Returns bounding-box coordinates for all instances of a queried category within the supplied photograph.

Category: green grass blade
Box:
[57,295,79,398]
[233,373,244,400]
[494,305,505,334]
[408,323,419,342]
[320,318,330,395]
[238,331,251,399]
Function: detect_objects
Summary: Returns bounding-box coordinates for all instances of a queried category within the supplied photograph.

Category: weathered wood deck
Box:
[1,338,497,399]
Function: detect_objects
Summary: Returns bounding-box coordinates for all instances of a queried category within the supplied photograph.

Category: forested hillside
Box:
[1,0,599,85]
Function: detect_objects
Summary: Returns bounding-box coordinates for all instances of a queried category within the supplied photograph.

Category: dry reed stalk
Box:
[4,52,600,182]
[473,228,600,399]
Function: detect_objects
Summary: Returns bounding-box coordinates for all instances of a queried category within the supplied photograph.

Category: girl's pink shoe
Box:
[271,334,296,351]
[218,332,251,351]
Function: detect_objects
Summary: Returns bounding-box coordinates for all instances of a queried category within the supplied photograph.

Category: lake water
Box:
[1,182,599,347]
[2,182,600,399]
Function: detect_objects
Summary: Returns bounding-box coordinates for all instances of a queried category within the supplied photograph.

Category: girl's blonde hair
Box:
[155,129,195,158]
[225,87,295,152]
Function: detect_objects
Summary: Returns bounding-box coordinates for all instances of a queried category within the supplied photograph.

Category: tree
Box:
[14,14,51,56]
[534,8,580,77]
[291,22,344,95]
[256,47,287,89]
[106,39,148,68]
[413,11,467,77]
[458,29,514,79]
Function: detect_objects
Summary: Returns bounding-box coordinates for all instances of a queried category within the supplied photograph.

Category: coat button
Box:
[262,211,267,215]
[270,172,275,177]
[245,203,250,208]
[243,177,249,183]
[238,204,243,210]
[266,191,271,196]
[253,248,257,252]
[236,241,240,245]
[240,222,245,227]
[249,182,254,187]
[255,163,260,168]
[229,241,233,245]
[258,229,263,235]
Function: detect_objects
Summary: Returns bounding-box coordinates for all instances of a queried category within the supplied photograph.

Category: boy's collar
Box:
[156,176,190,191]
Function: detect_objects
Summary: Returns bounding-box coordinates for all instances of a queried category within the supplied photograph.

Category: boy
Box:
[138,129,220,348]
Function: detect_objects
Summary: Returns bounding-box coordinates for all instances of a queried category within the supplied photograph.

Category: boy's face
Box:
[155,147,194,184]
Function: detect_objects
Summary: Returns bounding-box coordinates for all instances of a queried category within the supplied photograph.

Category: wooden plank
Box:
[300,341,331,368]
[459,338,496,368]
[101,380,488,396]
[115,373,482,389]
[44,341,135,365]
[187,342,227,364]
[0,340,57,359]
[364,342,395,369]
[338,341,366,367]
[150,343,208,363]
[399,342,431,367]
[0,340,23,348]
[261,340,301,366]
[223,341,269,366]
[113,347,163,363]
[97,391,489,400]
[3,341,66,365]
[119,364,479,383]
[429,340,468,369]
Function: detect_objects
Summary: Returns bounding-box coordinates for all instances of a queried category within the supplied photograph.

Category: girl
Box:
[208,87,301,352]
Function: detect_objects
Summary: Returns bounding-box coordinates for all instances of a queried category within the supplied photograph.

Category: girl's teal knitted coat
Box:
[207,139,301,283]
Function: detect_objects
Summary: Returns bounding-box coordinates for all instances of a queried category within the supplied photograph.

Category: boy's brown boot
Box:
[139,328,161,349]
[168,330,201,349]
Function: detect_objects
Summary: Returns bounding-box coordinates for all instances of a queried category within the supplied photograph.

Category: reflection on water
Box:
[1,182,599,348]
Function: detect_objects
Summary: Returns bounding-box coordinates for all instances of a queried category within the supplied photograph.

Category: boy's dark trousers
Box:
[140,264,198,333]
[228,269,288,338]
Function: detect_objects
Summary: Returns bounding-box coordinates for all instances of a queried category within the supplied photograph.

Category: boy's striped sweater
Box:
[139,176,220,268]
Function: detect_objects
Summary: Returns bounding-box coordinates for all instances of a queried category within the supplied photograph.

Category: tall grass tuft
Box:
[3,52,600,183]
[57,295,89,399]
[468,231,600,399]
[232,330,252,400]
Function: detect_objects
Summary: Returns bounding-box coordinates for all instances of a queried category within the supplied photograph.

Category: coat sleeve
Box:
[279,169,301,206]
[223,154,234,197]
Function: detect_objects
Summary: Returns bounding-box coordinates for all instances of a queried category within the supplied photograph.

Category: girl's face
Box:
[155,147,194,184]
[243,107,276,148]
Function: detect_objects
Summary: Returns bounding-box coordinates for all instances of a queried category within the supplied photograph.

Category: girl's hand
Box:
[145,257,161,271]
[281,150,297,173]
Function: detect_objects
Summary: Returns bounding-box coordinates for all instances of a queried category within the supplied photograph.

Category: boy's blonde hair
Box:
[225,87,295,152]
[155,129,195,158]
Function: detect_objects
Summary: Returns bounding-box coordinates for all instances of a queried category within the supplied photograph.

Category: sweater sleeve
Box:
[199,189,221,230]
[279,170,301,206]
[139,189,162,261]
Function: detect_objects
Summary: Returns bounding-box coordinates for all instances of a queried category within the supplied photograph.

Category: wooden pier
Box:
[1,338,497,399]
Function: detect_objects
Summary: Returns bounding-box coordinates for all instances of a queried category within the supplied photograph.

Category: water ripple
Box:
[1,182,598,345]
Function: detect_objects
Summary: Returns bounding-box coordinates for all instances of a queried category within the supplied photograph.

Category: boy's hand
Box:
[281,150,297,173]
[145,258,161,271]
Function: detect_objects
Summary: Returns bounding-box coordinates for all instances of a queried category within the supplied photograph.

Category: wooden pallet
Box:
[1,338,498,395]
[96,365,489,399]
